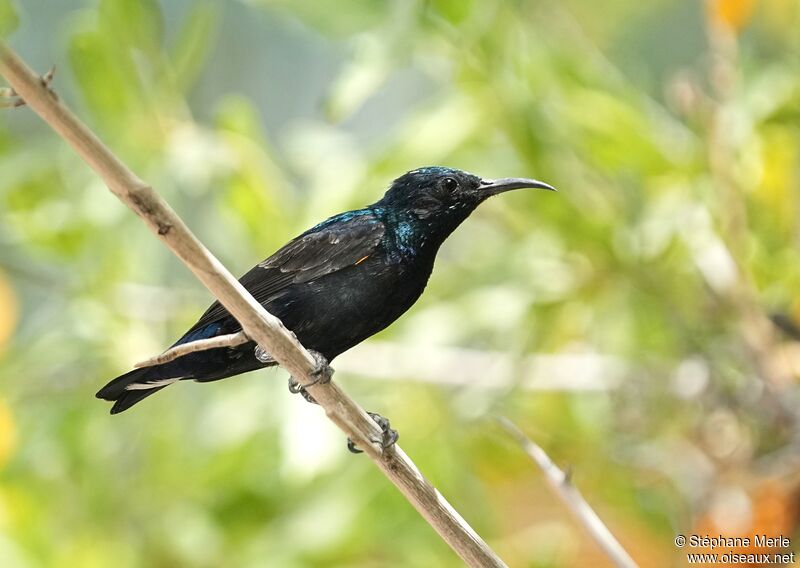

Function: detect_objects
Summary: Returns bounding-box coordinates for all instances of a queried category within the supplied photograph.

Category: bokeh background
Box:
[1,0,800,566]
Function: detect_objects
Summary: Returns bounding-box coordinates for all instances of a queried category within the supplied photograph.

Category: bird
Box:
[97,166,555,416]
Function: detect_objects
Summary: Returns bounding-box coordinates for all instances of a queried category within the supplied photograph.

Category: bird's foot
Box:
[1,66,56,108]
[347,412,399,454]
[288,377,318,404]
[287,350,333,405]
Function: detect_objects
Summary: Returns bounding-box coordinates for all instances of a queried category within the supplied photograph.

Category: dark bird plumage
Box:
[97,166,555,413]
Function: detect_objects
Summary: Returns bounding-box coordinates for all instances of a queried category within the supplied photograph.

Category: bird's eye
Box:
[442,177,458,193]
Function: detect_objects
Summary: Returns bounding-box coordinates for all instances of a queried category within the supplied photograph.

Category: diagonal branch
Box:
[497,417,638,568]
[0,41,508,568]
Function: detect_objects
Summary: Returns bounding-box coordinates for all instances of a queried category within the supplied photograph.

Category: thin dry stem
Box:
[134,331,250,368]
[498,417,638,568]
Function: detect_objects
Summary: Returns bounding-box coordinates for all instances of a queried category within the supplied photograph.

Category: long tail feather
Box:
[96,366,182,414]
[110,385,169,414]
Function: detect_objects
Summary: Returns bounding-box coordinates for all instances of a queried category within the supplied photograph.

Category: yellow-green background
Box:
[1,0,799,566]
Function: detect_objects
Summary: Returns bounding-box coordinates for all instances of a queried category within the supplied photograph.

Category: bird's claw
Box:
[287,350,333,404]
[347,411,399,454]
[288,376,318,404]
[1,66,56,109]
[307,350,334,386]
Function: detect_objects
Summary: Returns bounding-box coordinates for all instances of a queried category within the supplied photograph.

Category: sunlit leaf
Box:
[756,126,796,236]
[0,0,18,36]
[68,29,145,126]
[0,398,16,468]
[429,0,475,24]
[171,3,220,93]
[98,0,164,56]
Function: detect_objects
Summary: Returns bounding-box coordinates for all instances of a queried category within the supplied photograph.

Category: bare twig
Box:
[497,417,638,568]
[0,41,508,568]
[134,331,250,368]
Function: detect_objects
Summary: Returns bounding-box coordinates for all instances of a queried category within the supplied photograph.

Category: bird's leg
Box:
[287,350,333,405]
[288,378,318,404]
[347,412,399,454]
[1,66,56,108]
[285,355,399,452]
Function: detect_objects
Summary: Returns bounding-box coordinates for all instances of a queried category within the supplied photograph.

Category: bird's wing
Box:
[185,212,385,334]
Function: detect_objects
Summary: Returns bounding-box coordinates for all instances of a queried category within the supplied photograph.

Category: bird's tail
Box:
[97,334,274,414]
[96,365,184,415]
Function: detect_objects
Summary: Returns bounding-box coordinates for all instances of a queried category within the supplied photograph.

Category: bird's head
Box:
[377,166,555,225]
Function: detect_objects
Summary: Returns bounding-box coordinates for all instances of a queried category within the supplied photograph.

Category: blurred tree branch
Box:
[498,417,639,568]
[0,40,509,568]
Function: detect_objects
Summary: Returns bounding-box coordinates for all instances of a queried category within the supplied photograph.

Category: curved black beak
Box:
[478,177,556,195]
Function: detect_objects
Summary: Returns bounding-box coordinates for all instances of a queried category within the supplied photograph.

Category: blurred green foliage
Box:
[0,0,18,36]
[1,0,800,566]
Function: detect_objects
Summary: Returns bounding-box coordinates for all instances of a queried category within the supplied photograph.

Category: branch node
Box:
[128,191,156,217]
[563,464,574,486]
[1,65,56,108]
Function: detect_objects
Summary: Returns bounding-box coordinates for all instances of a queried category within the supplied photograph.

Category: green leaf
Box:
[68,29,144,124]
[429,0,474,24]
[172,3,219,93]
[0,0,19,36]
[98,0,163,56]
